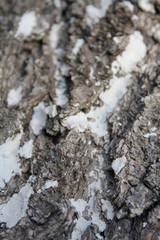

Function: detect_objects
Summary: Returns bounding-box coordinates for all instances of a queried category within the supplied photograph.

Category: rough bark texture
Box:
[0,0,160,239]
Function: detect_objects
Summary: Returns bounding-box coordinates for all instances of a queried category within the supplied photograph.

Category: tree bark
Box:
[0,0,160,239]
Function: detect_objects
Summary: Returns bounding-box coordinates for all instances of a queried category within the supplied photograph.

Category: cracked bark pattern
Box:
[0,0,160,239]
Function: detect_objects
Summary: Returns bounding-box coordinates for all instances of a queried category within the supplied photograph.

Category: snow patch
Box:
[143,222,147,228]
[138,0,155,13]
[122,1,134,11]
[7,87,22,107]
[61,63,70,77]
[113,36,123,44]
[0,133,22,189]
[72,39,84,55]
[89,67,95,80]
[151,127,157,132]
[95,81,101,86]
[70,155,108,239]
[30,102,47,136]
[62,75,130,138]
[96,233,104,240]
[63,112,88,133]
[112,156,127,175]
[49,23,62,50]
[45,105,57,118]
[70,198,87,216]
[86,0,113,26]
[42,180,58,189]
[54,0,62,9]
[143,132,157,138]
[0,179,33,228]
[70,198,90,240]
[112,31,147,74]
[19,140,33,159]
[99,75,130,110]
[50,24,68,106]
[54,67,68,106]
[87,105,108,137]
[132,15,139,21]
[88,155,106,230]
[15,11,37,38]
[15,11,49,39]
[152,24,160,43]
[101,199,114,220]
[30,102,57,136]
[38,180,58,193]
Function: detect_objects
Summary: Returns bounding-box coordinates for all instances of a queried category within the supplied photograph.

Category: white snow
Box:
[38,180,58,193]
[15,11,37,38]
[63,112,88,133]
[49,23,62,50]
[0,133,22,189]
[87,105,108,137]
[99,75,130,110]
[88,180,106,232]
[96,233,104,240]
[144,94,152,103]
[61,63,70,77]
[54,0,62,9]
[143,132,157,138]
[151,127,157,132]
[42,180,58,190]
[30,102,47,136]
[45,105,57,118]
[70,194,106,240]
[19,140,33,159]
[54,68,68,106]
[112,31,147,74]
[70,198,87,214]
[101,199,114,220]
[138,0,155,13]
[30,102,57,135]
[112,156,127,175]
[62,75,131,138]
[152,24,160,43]
[72,39,84,55]
[0,179,33,228]
[143,222,147,228]
[70,155,108,239]
[89,67,95,80]
[122,1,134,12]
[132,15,139,21]
[91,212,106,232]
[95,81,101,86]
[113,36,122,44]
[70,198,90,239]
[49,24,68,106]
[86,0,113,26]
[7,87,22,107]
[72,217,90,240]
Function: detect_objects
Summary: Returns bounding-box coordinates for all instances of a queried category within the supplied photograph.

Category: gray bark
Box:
[0,0,160,239]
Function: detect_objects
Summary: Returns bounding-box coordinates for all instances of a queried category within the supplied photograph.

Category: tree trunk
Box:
[0,0,160,239]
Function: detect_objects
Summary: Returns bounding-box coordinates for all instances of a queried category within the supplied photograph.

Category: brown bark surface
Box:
[0,0,160,239]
